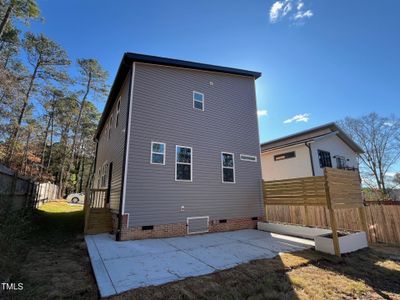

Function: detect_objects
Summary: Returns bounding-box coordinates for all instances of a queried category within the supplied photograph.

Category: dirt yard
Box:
[0,200,98,299]
[1,200,399,300]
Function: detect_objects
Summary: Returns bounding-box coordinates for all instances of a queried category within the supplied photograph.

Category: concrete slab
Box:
[184,241,276,269]
[85,229,312,297]
[103,250,214,294]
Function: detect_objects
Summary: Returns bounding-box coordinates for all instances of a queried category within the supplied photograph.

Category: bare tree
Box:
[339,113,400,196]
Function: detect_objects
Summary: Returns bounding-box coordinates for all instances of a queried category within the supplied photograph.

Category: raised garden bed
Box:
[315,231,368,255]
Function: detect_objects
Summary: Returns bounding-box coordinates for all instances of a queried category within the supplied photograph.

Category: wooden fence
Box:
[264,168,370,255]
[0,165,59,209]
[265,202,400,244]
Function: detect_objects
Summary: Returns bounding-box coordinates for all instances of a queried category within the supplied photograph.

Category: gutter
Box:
[305,141,315,176]
[116,66,133,241]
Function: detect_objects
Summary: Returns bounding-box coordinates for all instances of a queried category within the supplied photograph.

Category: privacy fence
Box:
[0,165,59,209]
[265,202,400,244]
[264,168,400,245]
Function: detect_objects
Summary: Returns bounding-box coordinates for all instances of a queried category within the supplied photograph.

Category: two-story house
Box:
[260,123,363,181]
[90,53,264,240]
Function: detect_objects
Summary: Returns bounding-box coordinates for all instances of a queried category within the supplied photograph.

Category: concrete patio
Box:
[85,229,314,297]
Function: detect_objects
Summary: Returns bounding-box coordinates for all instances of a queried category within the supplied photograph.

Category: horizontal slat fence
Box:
[263,176,327,206]
[265,203,400,244]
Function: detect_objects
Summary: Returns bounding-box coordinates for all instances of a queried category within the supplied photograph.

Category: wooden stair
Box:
[85,208,113,234]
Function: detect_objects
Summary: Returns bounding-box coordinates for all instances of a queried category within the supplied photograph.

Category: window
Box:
[240,154,257,162]
[193,91,204,111]
[97,169,101,188]
[175,146,192,181]
[274,151,296,161]
[318,150,332,168]
[151,142,165,165]
[101,162,108,187]
[222,152,235,183]
[335,156,346,169]
[108,116,112,139]
[115,97,121,128]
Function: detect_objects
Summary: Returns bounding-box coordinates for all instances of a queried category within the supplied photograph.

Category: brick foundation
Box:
[118,215,262,240]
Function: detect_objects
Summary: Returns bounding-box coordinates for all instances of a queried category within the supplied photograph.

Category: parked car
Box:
[66,192,85,204]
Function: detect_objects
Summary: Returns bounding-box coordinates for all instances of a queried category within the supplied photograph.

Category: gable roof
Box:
[260,122,364,154]
[95,52,262,140]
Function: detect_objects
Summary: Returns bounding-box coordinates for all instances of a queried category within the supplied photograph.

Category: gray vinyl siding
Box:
[94,75,130,212]
[124,62,263,227]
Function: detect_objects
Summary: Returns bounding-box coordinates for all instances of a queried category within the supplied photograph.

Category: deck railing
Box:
[89,188,109,208]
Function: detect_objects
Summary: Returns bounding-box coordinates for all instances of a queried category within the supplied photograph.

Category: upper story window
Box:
[274,151,296,161]
[176,146,192,181]
[240,154,257,162]
[193,91,204,111]
[151,142,165,165]
[115,97,121,128]
[318,150,332,168]
[108,116,113,139]
[222,152,235,183]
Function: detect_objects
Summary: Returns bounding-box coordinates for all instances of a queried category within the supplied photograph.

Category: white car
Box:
[66,192,85,204]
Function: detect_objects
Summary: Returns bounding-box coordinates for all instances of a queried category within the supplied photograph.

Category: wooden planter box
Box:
[315,231,368,255]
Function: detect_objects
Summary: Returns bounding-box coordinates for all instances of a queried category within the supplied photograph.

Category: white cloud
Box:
[294,9,313,20]
[270,1,284,23]
[269,0,313,24]
[297,1,304,10]
[257,110,268,117]
[284,113,310,124]
[384,122,394,127]
[386,172,396,177]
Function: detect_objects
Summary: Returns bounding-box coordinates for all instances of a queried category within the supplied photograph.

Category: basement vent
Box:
[251,217,258,221]
[142,225,154,231]
[219,219,227,224]
[187,216,209,234]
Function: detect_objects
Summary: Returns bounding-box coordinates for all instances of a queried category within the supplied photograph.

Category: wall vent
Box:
[219,219,227,223]
[251,217,258,221]
[142,225,154,230]
[187,216,209,234]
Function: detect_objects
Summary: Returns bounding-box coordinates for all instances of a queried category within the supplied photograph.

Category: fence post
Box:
[324,169,341,257]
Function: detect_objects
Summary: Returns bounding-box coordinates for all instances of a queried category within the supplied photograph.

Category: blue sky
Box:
[29,0,399,143]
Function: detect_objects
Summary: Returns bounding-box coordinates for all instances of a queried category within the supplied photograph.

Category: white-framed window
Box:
[151,142,166,165]
[101,162,109,187]
[175,145,192,181]
[97,169,101,188]
[115,97,121,128]
[193,91,204,111]
[240,154,257,162]
[108,116,113,140]
[221,152,235,183]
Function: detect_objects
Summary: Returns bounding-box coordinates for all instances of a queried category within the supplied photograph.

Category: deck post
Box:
[324,169,341,257]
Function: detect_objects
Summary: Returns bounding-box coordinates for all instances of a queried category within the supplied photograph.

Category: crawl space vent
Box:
[187,216,209,234]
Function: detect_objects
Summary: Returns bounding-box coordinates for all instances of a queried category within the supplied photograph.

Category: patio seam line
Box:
[163,239,219,270]
[92,236,118,295]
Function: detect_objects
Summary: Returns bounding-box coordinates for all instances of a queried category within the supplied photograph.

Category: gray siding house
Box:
[92,53,263,240]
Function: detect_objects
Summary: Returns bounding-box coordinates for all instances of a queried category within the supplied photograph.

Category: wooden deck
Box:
[84,188,113,234]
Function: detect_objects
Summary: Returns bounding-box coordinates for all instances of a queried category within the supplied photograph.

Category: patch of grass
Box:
[1,200,97,299]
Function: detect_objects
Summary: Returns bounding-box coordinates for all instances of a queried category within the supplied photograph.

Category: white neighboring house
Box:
[260,123,364,181]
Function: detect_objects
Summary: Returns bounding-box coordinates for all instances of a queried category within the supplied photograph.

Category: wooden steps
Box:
[85,208,113,234]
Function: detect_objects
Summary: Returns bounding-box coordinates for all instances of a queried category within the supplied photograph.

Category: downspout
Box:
[305,141,315,176]
[116,66,133,241]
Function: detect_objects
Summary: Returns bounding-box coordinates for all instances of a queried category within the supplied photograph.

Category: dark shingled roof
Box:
[260,122,364,154]
[95,53,262,139]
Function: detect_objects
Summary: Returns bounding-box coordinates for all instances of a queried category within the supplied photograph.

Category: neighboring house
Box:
[92,53,263,240]
[260,123,364,181]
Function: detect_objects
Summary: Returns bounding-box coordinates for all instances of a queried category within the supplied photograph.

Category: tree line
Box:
[0,0,108,196]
